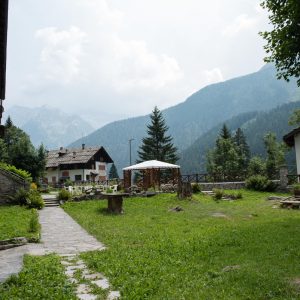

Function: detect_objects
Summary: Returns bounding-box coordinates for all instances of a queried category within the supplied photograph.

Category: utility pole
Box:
[129,138,134,165]
[0,0,9,137]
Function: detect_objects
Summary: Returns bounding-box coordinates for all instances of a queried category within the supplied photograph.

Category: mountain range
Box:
[4,106,94,149]
[69,65,299,173]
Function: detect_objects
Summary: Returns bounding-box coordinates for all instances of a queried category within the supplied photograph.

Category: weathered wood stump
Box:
[103,193,128,214]
[177,182,192,199]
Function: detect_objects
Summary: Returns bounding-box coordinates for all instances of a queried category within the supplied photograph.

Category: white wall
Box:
[295,133,300,174]
[45,163,108,183]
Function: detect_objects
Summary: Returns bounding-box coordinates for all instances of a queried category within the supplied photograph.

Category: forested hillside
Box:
[179,101,300,174]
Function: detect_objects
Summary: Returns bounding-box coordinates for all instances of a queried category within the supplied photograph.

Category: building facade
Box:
[45,144,113,185]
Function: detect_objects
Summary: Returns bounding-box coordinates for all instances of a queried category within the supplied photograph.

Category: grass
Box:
[0,255,76,300]
[62,190,300,299]
[0,205,40,241]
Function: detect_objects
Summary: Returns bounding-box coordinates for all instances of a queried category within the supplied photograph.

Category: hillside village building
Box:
[284,127,300,175]
[45,144,113,185]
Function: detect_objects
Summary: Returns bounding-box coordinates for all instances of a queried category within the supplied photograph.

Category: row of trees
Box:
[206,124,286,181]
[0,117,46,181]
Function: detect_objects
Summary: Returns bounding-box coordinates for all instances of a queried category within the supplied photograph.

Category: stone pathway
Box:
[29,207,105,255]
[61,254,120,300]
[0,207,108,291]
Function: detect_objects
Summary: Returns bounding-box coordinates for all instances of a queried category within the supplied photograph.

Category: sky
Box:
[5,0,270,128]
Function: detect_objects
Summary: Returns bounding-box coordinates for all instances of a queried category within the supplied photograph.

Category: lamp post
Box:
[129,138,134,166]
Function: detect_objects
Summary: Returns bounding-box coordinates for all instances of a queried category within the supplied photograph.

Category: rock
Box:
[267,196,285,201]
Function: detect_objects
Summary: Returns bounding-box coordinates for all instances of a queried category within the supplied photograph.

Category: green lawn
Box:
[62,191,300,299]
[0,255,76,300]
[0,205,39,241]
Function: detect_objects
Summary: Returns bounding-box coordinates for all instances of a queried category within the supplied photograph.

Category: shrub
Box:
[245,175,277,192]
[191,183,201,194]
[0,162,32,182]
[64,179,73,187]
[30,182,38,190]
[235,191,243,199]
[58,189,72,201]
[14,188,30,206]
[27,190,45,210]
[213,189,224,200]
[28,209,40,233]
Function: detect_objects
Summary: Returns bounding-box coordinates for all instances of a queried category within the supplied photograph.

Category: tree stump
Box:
[107,195,124,214]
[177,182,192,199]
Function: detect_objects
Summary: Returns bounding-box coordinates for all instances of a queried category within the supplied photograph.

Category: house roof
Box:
[123,160,180,171]
[283,127,300,147]
[46,146,113,168]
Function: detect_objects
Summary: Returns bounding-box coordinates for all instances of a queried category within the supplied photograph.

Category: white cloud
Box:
[222,14,258,37]
[35,26,86,85]
[111,36,183,91]
[203,68,224,85]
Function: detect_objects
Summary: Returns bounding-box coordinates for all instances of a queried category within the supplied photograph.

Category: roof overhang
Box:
[123,160,180,171]
[283,127,300,147]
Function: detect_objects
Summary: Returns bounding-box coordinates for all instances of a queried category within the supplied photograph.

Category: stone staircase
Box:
[42,194,60,207]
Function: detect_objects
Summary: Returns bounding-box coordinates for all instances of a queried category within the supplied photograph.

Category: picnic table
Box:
[102,193,129,214]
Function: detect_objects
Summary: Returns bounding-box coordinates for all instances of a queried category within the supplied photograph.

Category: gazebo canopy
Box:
[123,160,180,171]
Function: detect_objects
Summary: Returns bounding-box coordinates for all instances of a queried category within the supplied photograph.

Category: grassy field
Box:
[0,255,76,300]
[0,205,39,241]
[62,191,300,299]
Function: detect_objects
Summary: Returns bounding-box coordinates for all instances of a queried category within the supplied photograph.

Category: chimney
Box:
[60,146,63,151]
[82,144,85,150]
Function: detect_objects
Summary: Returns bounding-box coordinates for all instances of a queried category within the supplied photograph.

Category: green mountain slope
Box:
[180,101,300,174]
[69,65,299,172]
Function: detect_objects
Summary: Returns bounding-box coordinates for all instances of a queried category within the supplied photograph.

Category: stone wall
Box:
[0,169,29,204]
[198,180,280,191]
[199,181,246,191]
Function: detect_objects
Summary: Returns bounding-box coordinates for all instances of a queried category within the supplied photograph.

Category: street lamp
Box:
[129,138,134,165]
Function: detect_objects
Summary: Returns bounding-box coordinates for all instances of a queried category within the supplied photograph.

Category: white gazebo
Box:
[123,160,181,190]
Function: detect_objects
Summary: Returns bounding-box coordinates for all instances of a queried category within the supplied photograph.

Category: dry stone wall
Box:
[0,169,29,204]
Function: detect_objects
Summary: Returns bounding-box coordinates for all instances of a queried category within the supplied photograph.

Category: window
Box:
[75,175,82,181]
[86,175,90,181]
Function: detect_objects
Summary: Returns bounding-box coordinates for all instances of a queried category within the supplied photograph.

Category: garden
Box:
[2,190,300,299]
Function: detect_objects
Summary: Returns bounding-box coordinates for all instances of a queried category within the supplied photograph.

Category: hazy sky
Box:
[6,0,270,127]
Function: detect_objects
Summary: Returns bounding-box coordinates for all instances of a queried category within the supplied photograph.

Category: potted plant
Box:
[293,184,300,197]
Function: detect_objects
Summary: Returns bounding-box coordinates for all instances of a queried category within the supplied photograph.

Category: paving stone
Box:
[83,273,103,280]
[65,269,76,277]
[77,294,97,300]
[108,291,121,300]
[92,278,110,289]
[61,260,72,266]
[68,277,78,284]
[77,284,91,294]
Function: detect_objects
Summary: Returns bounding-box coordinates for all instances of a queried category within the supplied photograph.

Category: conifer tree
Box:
[234,128,250,173]
[206,124,239,181]
[5,116,13,128]
[264,132,286,179]
[138,106,179,163]
[220,124,231,139]
[109,163,119,179]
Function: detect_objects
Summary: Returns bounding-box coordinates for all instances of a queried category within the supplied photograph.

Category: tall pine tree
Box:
[233,128,250,174]
[138,106,179,163]
[109,163,119,179]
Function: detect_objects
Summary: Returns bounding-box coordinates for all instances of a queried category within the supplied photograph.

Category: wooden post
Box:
[123,170,131,190]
